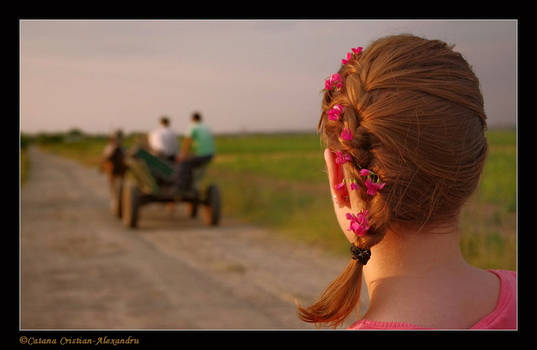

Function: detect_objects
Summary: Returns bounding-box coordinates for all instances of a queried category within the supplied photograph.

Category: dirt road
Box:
[20,147,367,329]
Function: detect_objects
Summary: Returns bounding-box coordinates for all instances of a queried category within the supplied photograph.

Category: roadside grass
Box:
[33,129,517,270]
[38,137,112,168]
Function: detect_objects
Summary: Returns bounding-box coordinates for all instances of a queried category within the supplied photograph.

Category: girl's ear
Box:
[324,149,350,208]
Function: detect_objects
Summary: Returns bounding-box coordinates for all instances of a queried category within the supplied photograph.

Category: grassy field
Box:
[24,129,517,270]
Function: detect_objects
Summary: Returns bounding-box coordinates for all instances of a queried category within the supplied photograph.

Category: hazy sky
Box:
[20,19,517,134]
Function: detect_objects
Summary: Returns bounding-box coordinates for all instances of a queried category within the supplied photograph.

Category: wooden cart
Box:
[113,146,221,228]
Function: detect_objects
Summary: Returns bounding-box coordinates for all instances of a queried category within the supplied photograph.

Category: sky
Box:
[20,19,517,135]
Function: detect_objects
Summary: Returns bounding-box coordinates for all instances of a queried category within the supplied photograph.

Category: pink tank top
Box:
[348,269,517,330]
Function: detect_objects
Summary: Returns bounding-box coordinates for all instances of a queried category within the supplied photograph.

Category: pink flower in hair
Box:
[359,169,371,176]
[350,182,359,190]
[324,73,343,91]
[346,210,370,237]
[327,104,344,121]
[340,128,353,141]
[365,178,386,196]
[352,46,363,55]
[335,151,352,165]
[334,179,346,191]
[341,52,353,65]
[341,46,364,65]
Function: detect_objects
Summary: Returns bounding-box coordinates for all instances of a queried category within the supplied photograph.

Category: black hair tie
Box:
[350,244,371,265]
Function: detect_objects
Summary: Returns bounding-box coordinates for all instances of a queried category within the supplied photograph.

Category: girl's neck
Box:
[363,223,468,285]
[360,222,497,327]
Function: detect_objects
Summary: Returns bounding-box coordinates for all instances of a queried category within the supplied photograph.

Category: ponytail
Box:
[297,259,363,328]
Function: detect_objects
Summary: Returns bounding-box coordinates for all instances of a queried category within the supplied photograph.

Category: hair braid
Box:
[298,47,391,327]
[322,49,392,249]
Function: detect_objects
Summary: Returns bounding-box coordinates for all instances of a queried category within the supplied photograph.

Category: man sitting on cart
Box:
[148,115,179,162]
[175,112,215,193]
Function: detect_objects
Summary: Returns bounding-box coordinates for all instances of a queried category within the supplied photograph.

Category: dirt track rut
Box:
[20,147,367,329]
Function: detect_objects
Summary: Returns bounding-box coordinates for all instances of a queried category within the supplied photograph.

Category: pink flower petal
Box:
[364,178,376,196]
[351,46,363,55]
[335,151,352,165]
[350,182,358,190]
[327,113,339,121]
[342,52,353,64]
[334,180,346,191]
[365,179,385,196]
[356,209,369,221]
[324,73,344,91]
[359,169,371,176]
[346,209,370,236]
[340,128,353,141]
[327,104,344,121]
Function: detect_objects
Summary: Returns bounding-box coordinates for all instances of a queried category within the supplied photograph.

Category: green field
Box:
[23,129,517,270]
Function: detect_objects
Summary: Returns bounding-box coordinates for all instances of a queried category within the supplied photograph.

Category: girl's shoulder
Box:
[469,269,517,329]
[348,269,517,330]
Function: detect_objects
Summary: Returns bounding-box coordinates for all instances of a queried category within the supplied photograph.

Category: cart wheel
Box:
[122,180,140,228]
[111,178,123,218]
[202,184,221,226]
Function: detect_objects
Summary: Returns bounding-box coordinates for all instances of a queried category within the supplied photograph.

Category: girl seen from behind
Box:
[297,34,516,330]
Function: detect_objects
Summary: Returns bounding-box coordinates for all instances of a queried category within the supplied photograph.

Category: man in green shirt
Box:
[175,112,215,192]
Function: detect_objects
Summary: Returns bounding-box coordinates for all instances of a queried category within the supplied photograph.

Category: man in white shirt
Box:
[148,116,179,162]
